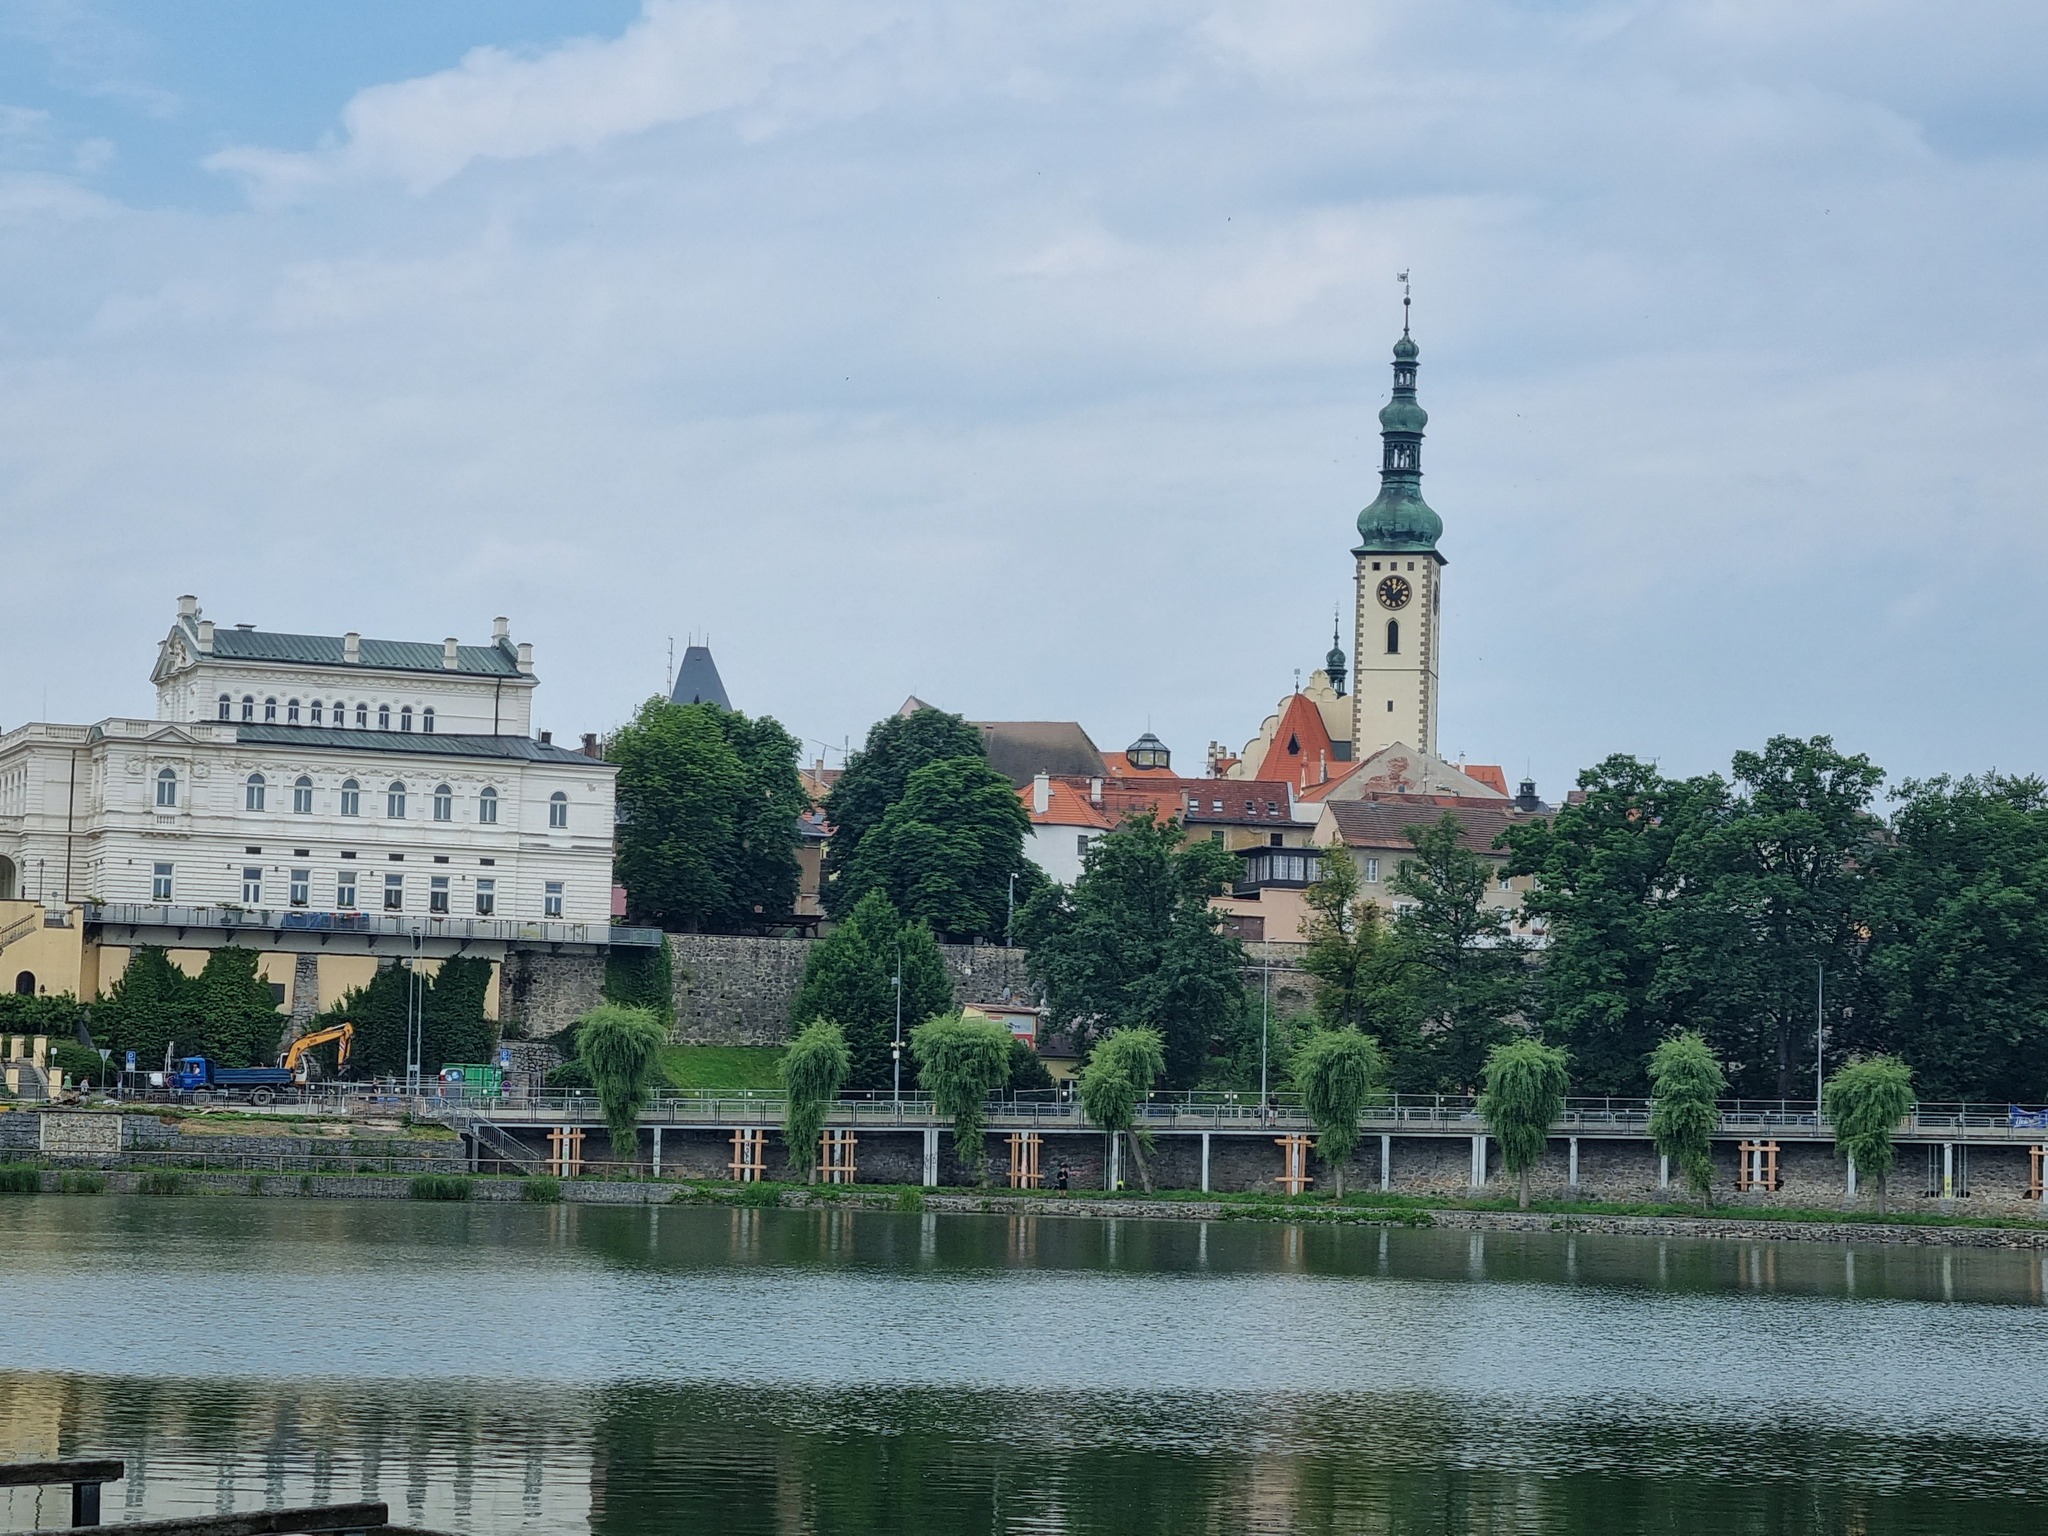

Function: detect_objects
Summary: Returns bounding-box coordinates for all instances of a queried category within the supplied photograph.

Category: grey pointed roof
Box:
[670,645,731,709]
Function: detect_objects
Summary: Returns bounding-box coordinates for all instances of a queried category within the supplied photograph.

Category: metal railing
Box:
[83,903,620,948]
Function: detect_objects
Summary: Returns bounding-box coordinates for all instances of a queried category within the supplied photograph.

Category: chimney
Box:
[177,595,198,619]
[581,732,599,758]
[1032,772,1050,816]
[343,632,361,664]
[538,729,552,746]
[492,616,510,642]
[516,642,534,675]
[195,619,214,653]
[442,637,460,669]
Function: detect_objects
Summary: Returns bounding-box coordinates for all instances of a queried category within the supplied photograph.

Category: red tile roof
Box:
[1246,692,1348,791]
[1461,763,1509,796]
[1017,779,1114,831]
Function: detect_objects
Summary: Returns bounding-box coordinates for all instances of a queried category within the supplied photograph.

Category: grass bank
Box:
[658,1045,785,1091]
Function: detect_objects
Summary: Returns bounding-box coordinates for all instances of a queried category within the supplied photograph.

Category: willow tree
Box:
[1647,1031,1726,1204]
[910,1013,1014,1184]
[780,1019,851,1184]
[576,1005,668,1169]
[1825,1056,1916,1214]
[1294,1029,1383,1196]
[1477,1038,1570,1209]
[1079,1026,1166,1192]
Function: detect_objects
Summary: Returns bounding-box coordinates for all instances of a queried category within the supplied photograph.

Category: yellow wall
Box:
[0,899,90,998]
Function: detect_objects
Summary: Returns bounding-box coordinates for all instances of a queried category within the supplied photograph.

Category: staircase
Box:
[434,1105,540,1173]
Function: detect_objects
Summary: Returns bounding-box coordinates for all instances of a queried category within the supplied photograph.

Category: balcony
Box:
[84,901,625,949]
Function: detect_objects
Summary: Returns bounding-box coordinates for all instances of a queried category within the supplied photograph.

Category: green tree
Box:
[577,1004,669,1166]
[911,1012,1014,1182]
[1078,1025,1166,1192]
[1293,1029,1383,1195]
[1477,1038,1569,1209]
[838,756,1041,942]
[1386,816,1530,1092]
[94,947,202,1070]
[422,955,497,1070]
[716,710,811,922]
[1504,757,1726,1093]
[1647,1031,1726,1204]
[780,1019,851,1183]
[190,947,285,1067]
[788,890,952,1090]
[1006,1037,1055,1093]
[1298,851,1401,1034]
[1861,775,2048,1100]
[315,963,414,1079]
[1020,813,1246,1088]
[822,707,987,919]
[1824,1056,1916,1214]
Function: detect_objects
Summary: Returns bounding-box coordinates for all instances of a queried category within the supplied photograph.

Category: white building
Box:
[0,596,628,1019]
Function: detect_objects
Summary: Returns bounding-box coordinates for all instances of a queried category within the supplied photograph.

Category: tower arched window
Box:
[241,696,255,722]
[340,779,360,817]
[422,707,435,734]
[378,704,391,731]
[216,694,231,722]
[155,768,178,808]
[387,782,406,819]
[293,775,313,814]
[263,697,278,722]
[433,784,452,822]
[400,706,413,733]
[478,786,498,824]
[245,773,266,811]
[1385,620,1400,654]
[286,699,300,724]
[549,791,569,829]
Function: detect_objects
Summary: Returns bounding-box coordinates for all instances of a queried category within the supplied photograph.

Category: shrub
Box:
[0,1164,43,1194]
[60,1171,106,1195]
[893,1188,925,1213]
[409,1174,473,1202]
[139,1171,184,1197]
[522,1175,563,1203]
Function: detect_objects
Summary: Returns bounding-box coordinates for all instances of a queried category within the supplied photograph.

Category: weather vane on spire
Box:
[1397,269,1411,334]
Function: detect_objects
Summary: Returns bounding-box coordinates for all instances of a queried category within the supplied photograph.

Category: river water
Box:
[3,1199,2047,1534]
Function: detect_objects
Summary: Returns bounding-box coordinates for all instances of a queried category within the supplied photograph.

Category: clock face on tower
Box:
[1376,575,1413,611]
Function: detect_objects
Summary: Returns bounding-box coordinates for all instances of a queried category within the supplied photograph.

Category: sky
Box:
[2,1,2046,802]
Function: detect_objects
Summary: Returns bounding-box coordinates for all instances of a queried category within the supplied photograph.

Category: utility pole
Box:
[1006,871,1018,948]
[1260,942,1272,1115]
[405,923,425,1101]
[1815,961,1825,1118]
[892,937,904,1109]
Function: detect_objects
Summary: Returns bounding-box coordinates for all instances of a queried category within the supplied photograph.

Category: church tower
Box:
[1350,302,1445,758]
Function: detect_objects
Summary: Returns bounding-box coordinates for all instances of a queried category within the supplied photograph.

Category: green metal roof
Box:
[195,624,524,678]
[236,724,603,765]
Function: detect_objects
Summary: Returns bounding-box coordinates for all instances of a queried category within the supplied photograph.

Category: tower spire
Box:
[1325,608,1347,697]
[1353,274,1442,554]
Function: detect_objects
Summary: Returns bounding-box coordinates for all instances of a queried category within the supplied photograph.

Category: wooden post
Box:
[1005,1132,1041,1189]
[1736,1140,1781,1193]
[821,1129,858,1185]
[729,1127,766,1182]
[1274,1133,1313,1196]
[2030,1145,2047,1204]
[547,1126,585,1178]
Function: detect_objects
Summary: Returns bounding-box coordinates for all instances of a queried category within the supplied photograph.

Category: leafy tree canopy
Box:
[1478,1037,1570,1208]
[837,755,1042,942]
[314,958,496,1079]
[781,1018,852,1183]
[1647,1031,1726,1202]
[911,1012,1015,1179]
[1824,1055,1916,1211]
[578,1003,669,1156]
[1078,1025,1166,1190]
[822,707,986,919]
[788,890,952,1090]
[1294,1028,1383,1194]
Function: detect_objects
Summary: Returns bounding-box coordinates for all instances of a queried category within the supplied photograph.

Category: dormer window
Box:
[216,694,231,721]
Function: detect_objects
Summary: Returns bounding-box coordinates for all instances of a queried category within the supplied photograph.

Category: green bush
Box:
[409,1174,474,1202]
[139,1171,184,1196]
[59,1171,106,1195]
[734,1180,782,1208]
[0,1164,43,1194]
[522,1175,562,1203]
[247,1175,267,1196]
[894,1188,925,1213]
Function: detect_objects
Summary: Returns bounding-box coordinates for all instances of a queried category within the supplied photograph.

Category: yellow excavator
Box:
[281,1020,354,1085]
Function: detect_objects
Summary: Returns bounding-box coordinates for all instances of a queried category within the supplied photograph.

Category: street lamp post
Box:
[1815,961,1825,1119]
[405,923,425,1101]
[1007,871,1018,948]
[892,937,904,1109]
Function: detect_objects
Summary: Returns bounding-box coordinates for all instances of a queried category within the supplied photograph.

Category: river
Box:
[2,1198,2047,1533]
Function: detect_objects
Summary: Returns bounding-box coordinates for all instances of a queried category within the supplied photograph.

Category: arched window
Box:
[286,699,300,724]
[263,697,278,722]
[387,781,406,819]
[355,704,368,729]
[216,694,231,722]
[433,784,453,822]
[293,775,313,815]
[241,696,255,721]
[421,707,436,733]
[12,970,31,996]
[548,791,569,829]
[377,704,391,730]
[340,779,360,817]
[335,701,347,726]
[400,706,413,733]
[478,786,498,824]
[310,700,324,725]
[245,773,266,811]
[155,768,178,808]
[1385,619,1400,654]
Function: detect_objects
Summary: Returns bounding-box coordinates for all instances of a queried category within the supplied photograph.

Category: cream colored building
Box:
[0,596,637,1021]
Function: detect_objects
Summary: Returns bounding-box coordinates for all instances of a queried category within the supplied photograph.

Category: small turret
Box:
[1325,614,1347,697]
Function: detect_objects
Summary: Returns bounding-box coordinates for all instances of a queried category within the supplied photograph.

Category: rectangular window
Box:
[1499,872,1513,891]
[475,877,495,916]
[384,874,404,911]
[336,872,357,910]
[289,868,310,907]
[1364,857,1380,883]
[1075,835,1090,857]
[430,875,449,914]
[544,881,564,919]
[152,862,173,901]
[242,867,263,905]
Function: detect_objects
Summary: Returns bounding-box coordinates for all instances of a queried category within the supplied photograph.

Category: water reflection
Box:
[4,1199,2048,1535]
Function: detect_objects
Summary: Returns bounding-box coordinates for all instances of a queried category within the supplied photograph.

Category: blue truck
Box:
[168,1057,295,1106]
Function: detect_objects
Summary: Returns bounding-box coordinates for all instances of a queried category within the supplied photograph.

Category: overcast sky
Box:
[2,1,2044,800]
